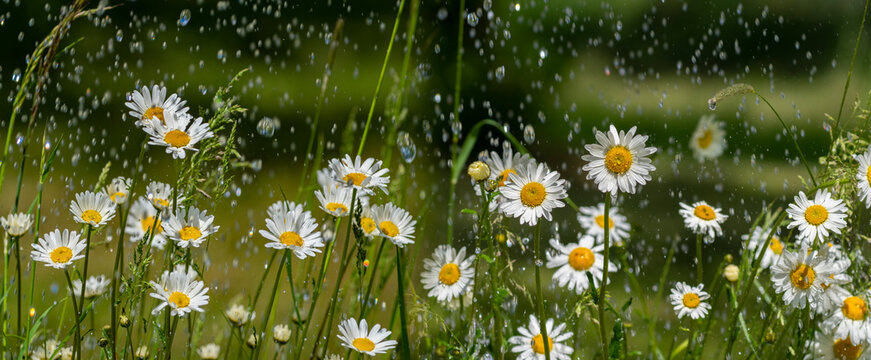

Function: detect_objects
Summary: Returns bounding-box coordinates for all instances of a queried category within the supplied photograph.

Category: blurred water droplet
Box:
[437,8,449,20]
[115,29,123,42]
[523,125,535,144]
[257,118,276,137]
[466,13,479,27]
[178,9,191,26]
[495,66,505,81]
[707,98,717,110]
[398,132,416,163]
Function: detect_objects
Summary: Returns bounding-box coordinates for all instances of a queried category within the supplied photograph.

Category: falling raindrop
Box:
[11,69,21,83]
[115,29,123,42]
[707,98,718,111]
[178,9,191,26]
[466,13,479,27]
[398,131,416,163]
[495,66,505,81]
[257,118,276,137]
[523,124,535,144]
[437,8,449,20]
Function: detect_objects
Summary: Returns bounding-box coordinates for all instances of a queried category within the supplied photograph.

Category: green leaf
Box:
[478,254,494,264]
[621,297,633,313]
[587,272,599,304]
[669,339,688,359]
[608,318,625,359]
[460,208,478,215]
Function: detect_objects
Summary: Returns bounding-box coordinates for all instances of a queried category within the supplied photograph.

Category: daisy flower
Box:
[546,236,615,294]
[822,287,871,345]
[370,203,416,247]
[125,197,167,250]
[315,185,358,217]
[336,318,397,356]
[135,346,149,360]
[499,162,568,226]
[508,315,574,360]
[259,206,324,259]
[31,229,86,269]
[771,246,837,309]
[72,275,111,299]
[688,114,726,162]
[856,145,871,208]
[125,84,189,127]
[328,155,390,194]
[149,265,209,317]
[273,324,291,345]
[669,282,711,319]
[146,181,180,210]
[1,212,33,237]
[582,125,657,195]
[807,329,870,360]
[317,168,338,189]
[576,203,630,246]
[421,245,474,302]
[358,206,379,238]
[743,226,785,270]
[266,200,304,220]
[678,201,728,239]
[479,146,533,212]
[70,190,116,227]
[197,343,220,360]
[786,190,847,245]
[144,111,214,159]
[103,176,132,205]
[164,207,219,248]
[225,304,253,327]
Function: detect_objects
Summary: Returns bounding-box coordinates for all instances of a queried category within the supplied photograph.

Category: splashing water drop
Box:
[257,118,276,137]
[178,9,191,26]
[398,131,416,163]
[466,13,479,27]
[495,66,505,81]
[115,29,123,42]
[523,124,535,144]
[707,98,717,110]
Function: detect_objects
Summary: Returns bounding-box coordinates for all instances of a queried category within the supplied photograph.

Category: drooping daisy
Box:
[822,287,871,345]
[328,155,390,194]
[678,201,728,239]
[771,246,837,309]
[103,177,133,205]
[273,324,292,345]
[197,343,220,360]
[135,346,149,360]
[144,111,214,159]
[479,146,533,212]
[807,329,870,360]
[358,206,379,239]
[370,203,416,247]
[743,226,785,270]
[855,145,871,208]
[508,315,574,360]
[225,304,253,327]
[668,282,711,319]
[576,203,630,246]
[546,236,615,294]
[146,181,179,209]
[582,125,657,195]
[500,162,568,226]
[31,229,86,269]
[688,114,726,162]
[72,275,111,299]
[149,265,209,317]
[1,212,33,236]
[164,207,219,248]
[315,185,357,218]
[336,318,397,356]
[259,207,324,259]
[125,84,189,127]
[421,245,474,302]
[70,190,116,227]
[786,190,847,245]
[125,197,167,250]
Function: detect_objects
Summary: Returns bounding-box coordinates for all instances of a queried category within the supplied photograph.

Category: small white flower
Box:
[72,275,111,299]
[197,343,220,360]
[855,145,871,208]
[822,287,871,346]
[125,84,189,127]
[771,246,837,310]
[317,168,338,189]
[328,155,390,194]
[576,203,630,246]
[507,315,574,360]
[669,282,711,319]
[164,207,218,248]
[499,162,568,226]
[149,265,209,317]
[145,181,182,210]
[125,197,167,250]
[225,304,253,327]
[315,185,364,218]
[1,213,33,237]
[582,125,657,195]
[135,346,150,360]
[103,177,133,205]
[688,114,726,162]
[546,236,615,294]
[358,206,379,239]
[31,229,86,269]
[421,245,474,302]
[370,203,416,247]
[786,190,847,245]
[259,205,324,259]
[70,190,116,227]
[807,329,871,360]
[273,324,291,345]
[678,201,728,239]
[336,318,397,356]
[743,226,785,270]
[144,111,214,159]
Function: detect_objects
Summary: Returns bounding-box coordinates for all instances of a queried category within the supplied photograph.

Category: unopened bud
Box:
[764,329,776,343]
[467,161,490,182]
[99,337,109,348]
[120,315,131,328]
[724,264,739,283]
[246,334,258,349]
[724,254,733,263]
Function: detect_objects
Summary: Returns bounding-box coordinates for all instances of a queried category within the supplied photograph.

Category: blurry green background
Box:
[1,0,869,357]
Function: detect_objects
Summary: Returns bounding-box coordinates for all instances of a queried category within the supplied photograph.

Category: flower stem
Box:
[533,222,551,360]
[255,250,288,358]
[64,269,81,360]
[598,193,612,358]
[358,238,386,319]
[752,91,817,187]
[164,316,180,360]
[695,234,703,284]
[78,226,93,321]
[394,244,412,359]
[13,236,21,338]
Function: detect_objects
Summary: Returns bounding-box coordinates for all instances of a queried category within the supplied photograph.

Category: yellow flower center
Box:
[342,172,368,186]
[604,146,633,174]
[143,106,165,123]
[326,203,348,215]
[568,247,595,271]
[790,264,816,290]
[595,215,614,229]
[50,246,73,264]
[110,192,127,203]
[804,204,828,226]
[520,182,547,207]
[168,291,190,308]
[141,216,164,233]
[361,217,376,234]
[843,296,868,321]
[438,263,461,285]
[531,334,553,354]
[498,169,517,187]
[867,166,871,185]
[164,129,191,148]
[379,221,399,237]
[833,338,862,360]
[352,338,375,352]
[279,231,304,247]
[693,205,716,221]
[697,130,713,149]
[179,226,202,241]
[682,293,701,308]
[81,209,103,224]
[769,237,783,255]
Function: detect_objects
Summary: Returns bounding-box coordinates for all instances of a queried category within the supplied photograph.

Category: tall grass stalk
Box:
[394,244,412,359]
[832,0,870,136]
[532,222,551,360]
[446,0,466,246]
[255,250,288,358]
[597,193,612,358]
[64,269,81,360]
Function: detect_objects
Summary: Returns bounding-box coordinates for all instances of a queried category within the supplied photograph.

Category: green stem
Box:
[359,238,386,319]
[752,91,817,186]
[598,193,612,358]
[285,256,302,331]
[394,244,412,359]
[255,251,288,358]
[13,236,21,338]
[78,226,93,320]
[65,269,81,360]
[164,316,180,359]
[533,222,551,360]
[832,0,870,137]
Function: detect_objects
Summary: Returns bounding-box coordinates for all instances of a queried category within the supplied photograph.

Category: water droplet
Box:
[398,131,416,163]
[523,124,535,144]
[495,66,505,81]
[437,8,449,20]
[178,9,191,26]
[466,13,479,27]
[257,118,276,137]
[11,69,21,83]
[115,29,123,42]
[707,98,717,110]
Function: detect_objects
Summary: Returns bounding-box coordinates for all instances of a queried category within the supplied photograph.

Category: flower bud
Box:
[764,329,776,343]
[724,254,733,263]
[120,315,131,328]
[99,337,109,348]
[724,264,739,283]
[467,161,490,182]
[246,334,258,349]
